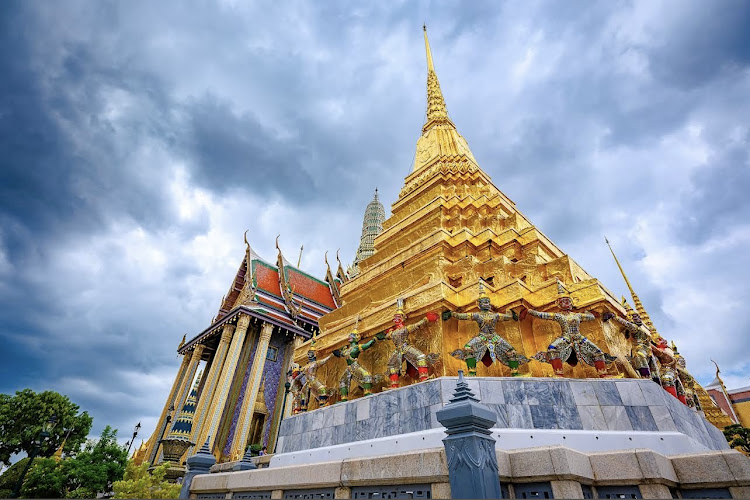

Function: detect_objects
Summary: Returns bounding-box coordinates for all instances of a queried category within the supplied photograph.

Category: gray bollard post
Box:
[179,437,217,499]
[231,446,258,471]
[436,371,503,499]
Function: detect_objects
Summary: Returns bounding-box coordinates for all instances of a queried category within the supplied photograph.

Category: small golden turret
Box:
[605,238,663,341]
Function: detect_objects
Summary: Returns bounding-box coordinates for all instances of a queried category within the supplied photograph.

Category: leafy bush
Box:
[0,457,30,497]
[723,424,750,454]
[19,426,128,498]
[112,461,181,499]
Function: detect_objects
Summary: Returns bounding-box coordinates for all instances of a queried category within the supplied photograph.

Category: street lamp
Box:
[125,422,141,457]
[273,381,292,453]
[11,414,57,498]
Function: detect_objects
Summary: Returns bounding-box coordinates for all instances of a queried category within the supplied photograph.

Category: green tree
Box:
[20,426,128,498]
[0,389,93,466]
[112,461,181,499]
[16,458,65,499]
[0,457,30,498]
[723,423,750,454]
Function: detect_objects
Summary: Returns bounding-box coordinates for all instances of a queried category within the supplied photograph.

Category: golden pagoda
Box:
[300,27,636,401]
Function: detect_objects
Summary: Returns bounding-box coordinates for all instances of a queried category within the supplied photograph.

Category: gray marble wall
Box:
[277,377,728,453]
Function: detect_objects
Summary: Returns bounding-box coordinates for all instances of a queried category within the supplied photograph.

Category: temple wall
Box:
[260,332,288,446]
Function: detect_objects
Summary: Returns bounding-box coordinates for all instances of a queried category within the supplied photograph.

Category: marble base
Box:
[271,427,713,468]
[276,377,728,457]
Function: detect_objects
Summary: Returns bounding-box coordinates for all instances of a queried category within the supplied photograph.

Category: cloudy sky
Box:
[2,0,749,445]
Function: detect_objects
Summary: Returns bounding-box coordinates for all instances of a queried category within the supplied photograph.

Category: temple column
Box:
[229,322,274,460]
[189,324,235,455]
[144,352,191,464]
[148,344,204,465]
[202,314,250,456]
[174,345,205,416]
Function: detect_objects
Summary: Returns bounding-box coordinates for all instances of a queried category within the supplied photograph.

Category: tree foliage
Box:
[17,458,65,499]
[20,426,128,498]
[0,389,93,466]
[0,457,30,498]
[723,423,750,454]
[112,461,181,499]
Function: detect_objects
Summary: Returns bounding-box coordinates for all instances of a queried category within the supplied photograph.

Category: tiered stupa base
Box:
[274,377,727,467]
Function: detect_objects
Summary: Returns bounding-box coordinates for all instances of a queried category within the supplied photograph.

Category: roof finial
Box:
[244,229,254,285]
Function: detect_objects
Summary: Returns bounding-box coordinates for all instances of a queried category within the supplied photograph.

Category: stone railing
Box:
[189,445,750,499]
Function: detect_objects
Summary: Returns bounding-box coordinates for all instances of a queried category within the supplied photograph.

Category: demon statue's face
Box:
[557,296,573,311]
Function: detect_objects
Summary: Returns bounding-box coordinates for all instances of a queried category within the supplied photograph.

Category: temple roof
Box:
[215,246,336,320]
[178,237,338,355]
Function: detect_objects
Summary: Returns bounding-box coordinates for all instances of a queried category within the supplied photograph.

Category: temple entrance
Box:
[248,412,266,449]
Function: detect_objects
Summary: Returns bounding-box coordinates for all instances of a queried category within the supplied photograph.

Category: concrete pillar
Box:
[178,438,216,499]
[730,486,750,498]
[334,487,351,499]
[638,484,673,499]
[551,480,584,499]
[436,371,502,499]
[146,352,191,464]
[190,324,235,455]
[202,314,250,456]
[229,322,274,460]
[430,483,452,499]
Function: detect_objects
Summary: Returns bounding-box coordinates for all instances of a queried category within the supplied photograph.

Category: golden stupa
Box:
[298,28,640,402]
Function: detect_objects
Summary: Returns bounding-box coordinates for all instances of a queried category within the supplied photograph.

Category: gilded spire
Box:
[423,24,434,72]
[422,25,454,133]
[605,237,662,340]
[409,26,478,176]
